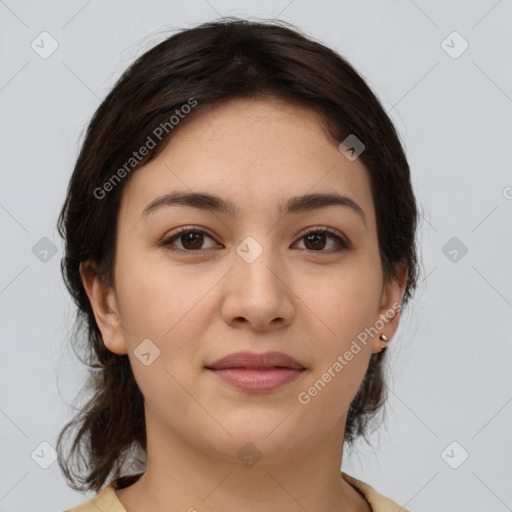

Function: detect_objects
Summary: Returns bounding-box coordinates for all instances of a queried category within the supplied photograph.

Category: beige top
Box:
[64,471,409,512]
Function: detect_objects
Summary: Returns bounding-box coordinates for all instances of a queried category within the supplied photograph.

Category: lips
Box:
[205,351,306,392]
[205,350,305,370]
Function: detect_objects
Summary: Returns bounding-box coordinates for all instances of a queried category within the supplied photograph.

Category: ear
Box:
[372,260,408,353]
[79,260,128,355]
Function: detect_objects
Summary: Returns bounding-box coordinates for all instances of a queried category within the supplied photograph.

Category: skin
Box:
[81,97,407,512]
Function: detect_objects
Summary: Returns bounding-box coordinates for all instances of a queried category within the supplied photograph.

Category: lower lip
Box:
[207,368,305,392]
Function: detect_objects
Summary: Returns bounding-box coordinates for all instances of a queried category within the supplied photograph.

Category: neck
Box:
[115,410,366,512]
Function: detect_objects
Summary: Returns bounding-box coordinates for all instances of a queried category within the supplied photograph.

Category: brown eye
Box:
[295,228,350,252]
[177,231,205,250]
[161,228,219,252]
[304,232,326,250]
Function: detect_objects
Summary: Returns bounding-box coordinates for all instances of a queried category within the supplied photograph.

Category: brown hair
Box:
[56,17,419,493]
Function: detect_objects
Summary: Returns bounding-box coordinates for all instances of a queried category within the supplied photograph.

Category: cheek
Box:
[113,247,220,382]
[114,246,200,340]
[305,257,383,348]
[296,288,377,424]
[297,257,382,401]
[112,252,211,413]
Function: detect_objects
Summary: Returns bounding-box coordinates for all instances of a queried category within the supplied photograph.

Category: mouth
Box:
[205,351,306,393]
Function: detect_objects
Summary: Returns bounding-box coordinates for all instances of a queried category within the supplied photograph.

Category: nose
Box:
[221,240,295,332]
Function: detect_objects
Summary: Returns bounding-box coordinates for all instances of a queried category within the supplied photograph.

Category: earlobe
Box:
[373,261,408,353]
[79,261,128,355]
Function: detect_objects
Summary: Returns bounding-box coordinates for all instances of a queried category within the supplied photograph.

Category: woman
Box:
[58,18,418,512]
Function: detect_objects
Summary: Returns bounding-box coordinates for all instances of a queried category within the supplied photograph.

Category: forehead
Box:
[119,97,375,226]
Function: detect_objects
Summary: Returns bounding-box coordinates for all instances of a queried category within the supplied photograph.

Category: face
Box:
[82,97,405,464]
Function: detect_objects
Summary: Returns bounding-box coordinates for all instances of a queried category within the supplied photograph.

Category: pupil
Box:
[306,233,325,250]
[184,233,202,249]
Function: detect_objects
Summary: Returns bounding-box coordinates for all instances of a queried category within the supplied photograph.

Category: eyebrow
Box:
[140,191,367,226]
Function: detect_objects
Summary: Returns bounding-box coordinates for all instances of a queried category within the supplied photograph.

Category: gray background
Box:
[1,1,511,511]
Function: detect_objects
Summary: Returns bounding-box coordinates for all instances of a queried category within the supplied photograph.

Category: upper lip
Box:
[206,351,305,370]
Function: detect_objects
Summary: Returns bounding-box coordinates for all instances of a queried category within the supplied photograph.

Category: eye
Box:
[293,227,350,252]
[160,226,350,254]
[160,227,220,253]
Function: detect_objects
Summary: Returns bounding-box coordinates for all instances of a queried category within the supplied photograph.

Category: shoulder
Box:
[341,471,409,512]
[63,473,142,512]
[64,472,405,512]
[63,484,126,512]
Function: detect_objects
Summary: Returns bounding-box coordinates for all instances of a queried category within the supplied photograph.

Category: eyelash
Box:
[160,226,351,255]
